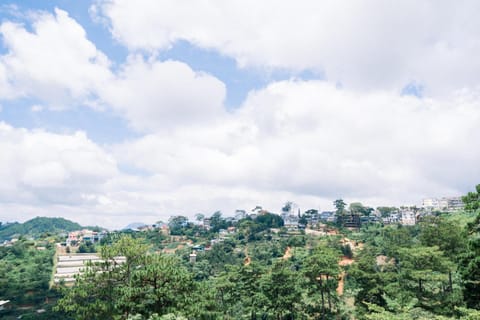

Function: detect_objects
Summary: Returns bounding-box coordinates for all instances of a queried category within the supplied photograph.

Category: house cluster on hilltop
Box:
[65,229,107,246]
[381,209,416,226]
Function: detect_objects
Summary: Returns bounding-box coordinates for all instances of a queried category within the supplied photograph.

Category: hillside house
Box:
[400,210,416,226]
[66,229,106,246]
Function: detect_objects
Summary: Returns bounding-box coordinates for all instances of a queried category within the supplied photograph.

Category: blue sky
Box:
[0,1,323,143]
[0,1,479,228]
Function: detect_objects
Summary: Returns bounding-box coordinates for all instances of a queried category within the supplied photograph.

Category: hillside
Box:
[0,216,83,241]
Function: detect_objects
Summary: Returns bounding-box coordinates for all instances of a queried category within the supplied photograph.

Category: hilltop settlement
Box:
[1,190,480,320]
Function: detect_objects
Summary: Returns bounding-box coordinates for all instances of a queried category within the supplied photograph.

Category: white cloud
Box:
[113,80,480,214]
[98,55,226,131]
[0,9,227,132]
[0,122,118,205]
[31,104,44,112]
[1,4,480,229]
[1,81,479,228]
[0,63,14,98]
[0,8,112,107]
[94,0,480,95]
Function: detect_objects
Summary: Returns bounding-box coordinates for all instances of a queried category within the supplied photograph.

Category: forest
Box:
[1,186,480,319]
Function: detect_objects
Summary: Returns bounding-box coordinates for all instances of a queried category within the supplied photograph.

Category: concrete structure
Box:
[203,218,211,230]
[382,213,400,225]
[400,210,416,226]
[66,229,106,246]
[54,253,126,284]
[0,300,10,311]
[341,214,361,229]
[422,197,464,211]
[319,211,335,222]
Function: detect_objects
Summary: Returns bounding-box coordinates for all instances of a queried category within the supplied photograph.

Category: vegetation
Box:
[0,217,82,241]
[3,185,480,319]
[0,238,59,319]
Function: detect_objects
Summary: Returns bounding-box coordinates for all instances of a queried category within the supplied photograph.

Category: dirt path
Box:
[244,247,251,266]
[337,271,346,296]
[282,246,292,260]
[337,256,354,296]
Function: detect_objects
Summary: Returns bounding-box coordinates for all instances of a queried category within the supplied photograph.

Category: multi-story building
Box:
[422,198,439,209]
[400,210,416,226]
[422,196,464,211]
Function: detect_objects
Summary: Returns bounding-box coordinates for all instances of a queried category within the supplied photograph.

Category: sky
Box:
[1,1,480,229]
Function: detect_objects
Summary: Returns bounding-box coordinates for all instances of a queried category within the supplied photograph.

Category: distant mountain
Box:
[123,222,147,230]
[0,216,83,241]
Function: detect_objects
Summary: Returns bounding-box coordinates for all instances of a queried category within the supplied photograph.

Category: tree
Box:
[334,199,346,214]
[260,260,302,319]
[418,215,467,260]
[462,184,480,212]
[459,210,480,309]
[168,216,189,235]
[395,246,461,315]
[0,238,55,315]
[55,235,195,319]
[209,211,229,233]
[254,212,284,229]
[116,254,195,317]
[78,240,96,253]
[195,213,205,223]
[303,247,340,316]
[282,201,293,213]
[350,202,373,216]
[350,247,395,312]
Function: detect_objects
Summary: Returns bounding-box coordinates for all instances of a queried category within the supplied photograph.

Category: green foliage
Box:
[209,211,231,233]
[302,246,341,316]
[418,215,467,259]
[167,216,190,236]
[363,302,451,320]
[349,247,393,311]
[236,213,284,242]
[0,239,58,318]
[254,212,284,229]
[350,202,374,216]
[458,210,480,309]
[282,201,293,213]
[259,260,302,318]
[352,220,467,318]
[334,199,347,214]
[77,240,96,253]
[10,185,480,320]
[462,184,480,212]
[197,239,244,274]
[57,235,191,319]
[0,217,82,241]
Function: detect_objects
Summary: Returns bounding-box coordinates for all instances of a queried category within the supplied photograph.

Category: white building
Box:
[400,210,416,226]
[422,197,464,211]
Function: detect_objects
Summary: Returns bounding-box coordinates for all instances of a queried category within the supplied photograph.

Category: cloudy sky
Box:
[0,1,479,229]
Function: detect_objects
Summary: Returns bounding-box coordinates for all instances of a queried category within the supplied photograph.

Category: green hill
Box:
[0,216,83,241]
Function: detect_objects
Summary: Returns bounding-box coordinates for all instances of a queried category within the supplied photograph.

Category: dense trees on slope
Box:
[6,184,480,319]
[53,234,346,319]
[458,207,480,309]
[0,217,83,241]
[0,238,57,319]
